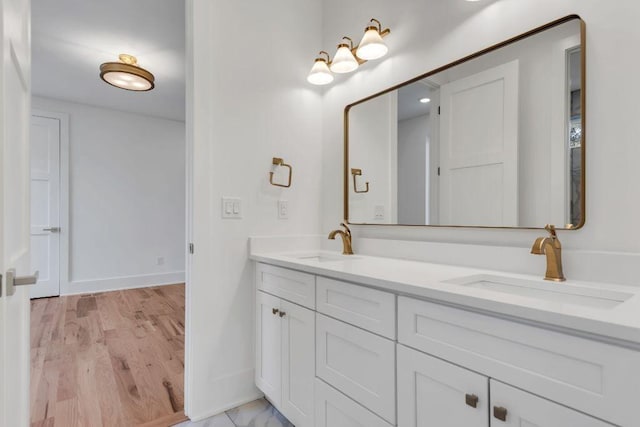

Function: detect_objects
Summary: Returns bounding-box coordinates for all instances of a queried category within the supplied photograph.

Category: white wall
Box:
[397,114,428,225]
[32,96,186,294]
[188,0,323,420]
[321,0,640,280]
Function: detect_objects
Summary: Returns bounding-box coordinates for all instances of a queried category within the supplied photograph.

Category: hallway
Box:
[30,284,186,427]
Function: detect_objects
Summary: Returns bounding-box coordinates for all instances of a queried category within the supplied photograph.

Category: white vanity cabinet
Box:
[254,261,631,427]
[255,264,316,427]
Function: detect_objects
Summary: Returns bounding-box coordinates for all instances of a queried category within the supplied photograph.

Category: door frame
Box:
[31,109,69,296]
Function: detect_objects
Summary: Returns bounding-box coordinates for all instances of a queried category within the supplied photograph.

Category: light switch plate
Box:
[278,200,289,219]
[222,197,242,219]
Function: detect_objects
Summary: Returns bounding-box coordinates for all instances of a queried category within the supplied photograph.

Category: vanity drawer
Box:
[315,379,393,427]
[398,296,640,427]
[316,277,396,339]
[256,263,315,309]
[316,314,395,424]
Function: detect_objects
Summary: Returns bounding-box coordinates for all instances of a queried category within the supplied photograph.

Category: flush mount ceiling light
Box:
[356,18,390,60]
[307,18,391,86]
[330,37,360,74]
[99,54,155,91]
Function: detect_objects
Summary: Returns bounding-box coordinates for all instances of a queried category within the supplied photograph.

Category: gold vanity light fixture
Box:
[355,18,390,61]
[99,54,155,91]
[307,18,391,85]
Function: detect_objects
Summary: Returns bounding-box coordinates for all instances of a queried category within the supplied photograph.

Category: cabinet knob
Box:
[272,308,279,315]
[279,311,286,318]
[465,394,479,408]
[493,406,508,422]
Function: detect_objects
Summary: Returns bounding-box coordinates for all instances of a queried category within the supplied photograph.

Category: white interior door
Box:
[0,0,33,423]
[439,60,519,226]
[29,115,60,298]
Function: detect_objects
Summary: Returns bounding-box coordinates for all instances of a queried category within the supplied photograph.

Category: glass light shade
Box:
[356,28,388,60]
[100,56,155,92]
[330,44,359,74]
[307,59,334,85]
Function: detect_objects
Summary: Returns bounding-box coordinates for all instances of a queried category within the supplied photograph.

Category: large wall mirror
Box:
[345,16,585,230]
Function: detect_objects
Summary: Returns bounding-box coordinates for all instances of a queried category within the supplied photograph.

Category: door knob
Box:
[43,227,60,232]
[4,269,39,296]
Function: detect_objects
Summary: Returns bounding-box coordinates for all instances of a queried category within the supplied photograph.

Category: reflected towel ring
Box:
[270,157,293,188]
[351,168,369,193]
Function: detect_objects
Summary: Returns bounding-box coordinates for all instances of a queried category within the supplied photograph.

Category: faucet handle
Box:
[340,222,352,236]
[544,224,557,238]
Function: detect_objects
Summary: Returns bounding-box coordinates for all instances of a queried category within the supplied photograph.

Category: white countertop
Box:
[250,250,640,347]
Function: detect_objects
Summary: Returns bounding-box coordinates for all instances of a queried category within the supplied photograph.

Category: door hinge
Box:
[437,167,441,176]
[188,243,194,254]
[438,106,441,115]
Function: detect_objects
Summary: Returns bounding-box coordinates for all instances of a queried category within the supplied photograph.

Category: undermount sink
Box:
[444,274,634,309]
[289,253,360,263]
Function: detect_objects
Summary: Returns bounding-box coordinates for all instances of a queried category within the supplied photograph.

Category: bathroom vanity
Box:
[251,249,640,427]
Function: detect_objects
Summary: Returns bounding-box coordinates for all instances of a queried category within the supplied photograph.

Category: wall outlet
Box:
[374,205,385,220]
[156,256,165,266]
[278,200,289,219]
[222,197,242,219]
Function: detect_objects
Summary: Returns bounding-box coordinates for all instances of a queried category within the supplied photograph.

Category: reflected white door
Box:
[0,0,33,422]
[439,60,519,226]
[30,116,61,298]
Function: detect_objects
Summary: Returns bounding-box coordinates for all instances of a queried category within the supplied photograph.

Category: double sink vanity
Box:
[251,14,639,427]
[251,243,640,427]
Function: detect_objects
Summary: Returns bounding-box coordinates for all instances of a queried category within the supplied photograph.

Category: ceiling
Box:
[32,0,185,121]
[397,81,434,122]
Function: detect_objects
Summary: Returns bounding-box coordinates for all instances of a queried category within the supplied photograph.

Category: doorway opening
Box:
[29,0,188,425]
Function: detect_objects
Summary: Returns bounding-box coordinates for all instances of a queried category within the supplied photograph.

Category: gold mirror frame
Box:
[344,15,586,231]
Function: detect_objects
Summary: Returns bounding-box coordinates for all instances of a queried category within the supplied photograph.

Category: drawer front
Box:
[490,380,613,427]
[316,277,396,339]
[316,314,395,424]
[256,263,316,309]
[398,296,640,427]
[397,344,489,427]
[315,379,393,427]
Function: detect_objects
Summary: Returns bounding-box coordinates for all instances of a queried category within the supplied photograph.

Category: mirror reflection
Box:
[347,18,584,229]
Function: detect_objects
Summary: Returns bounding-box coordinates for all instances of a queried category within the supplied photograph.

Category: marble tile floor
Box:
[174,398,294,427]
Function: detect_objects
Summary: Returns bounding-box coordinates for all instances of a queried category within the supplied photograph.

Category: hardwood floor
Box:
[30,284,187,427]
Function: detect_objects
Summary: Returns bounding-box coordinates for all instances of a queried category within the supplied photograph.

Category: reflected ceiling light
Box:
[356,19,391,60]
[419,98,431,104]
[100,54,155,91]
[307,51,334,85]
[330,37,360,74]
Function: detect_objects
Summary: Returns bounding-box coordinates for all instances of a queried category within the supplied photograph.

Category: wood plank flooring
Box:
[30,284,186,427]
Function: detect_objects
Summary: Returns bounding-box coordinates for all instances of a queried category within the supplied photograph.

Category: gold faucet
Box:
[328,223,354,255]
[531,224,566,282]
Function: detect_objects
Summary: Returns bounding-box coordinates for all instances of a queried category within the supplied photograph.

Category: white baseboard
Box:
[61,271,185,295]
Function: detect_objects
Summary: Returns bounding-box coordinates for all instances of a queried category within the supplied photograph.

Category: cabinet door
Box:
[398,345,489,427]
[281,300,315,427]
[256,291,282,406]
[490,380,613,427]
